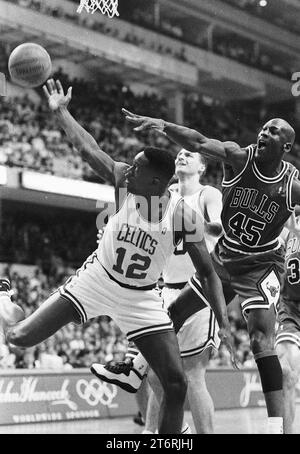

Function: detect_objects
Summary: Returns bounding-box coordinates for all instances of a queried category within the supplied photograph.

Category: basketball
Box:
[8,43,52,88]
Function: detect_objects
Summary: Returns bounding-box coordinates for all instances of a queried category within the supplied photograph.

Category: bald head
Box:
[268,118,295,147]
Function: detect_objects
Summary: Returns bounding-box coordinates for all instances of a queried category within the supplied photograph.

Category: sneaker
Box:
[0,279,10,294]
[90,359,144,393]
[0,278,25,339]
[133,411,145,426]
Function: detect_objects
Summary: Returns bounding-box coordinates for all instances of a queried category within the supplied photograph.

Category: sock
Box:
[125,343,139,361]
[255,354,282,393]
[267,417,283,434]
[133,353,149,376]
[0,294,24,326]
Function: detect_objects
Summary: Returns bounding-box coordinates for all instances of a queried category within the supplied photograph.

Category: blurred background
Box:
[0,0,299,372]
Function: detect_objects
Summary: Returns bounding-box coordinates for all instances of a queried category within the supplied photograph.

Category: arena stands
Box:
[1,71,299,189]
[11,0,294,79]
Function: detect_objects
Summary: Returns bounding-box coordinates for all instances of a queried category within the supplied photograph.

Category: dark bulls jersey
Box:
[220,145,299,255]
[283,228,300,301]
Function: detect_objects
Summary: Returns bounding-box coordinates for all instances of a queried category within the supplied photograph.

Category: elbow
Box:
[205,222,223,237]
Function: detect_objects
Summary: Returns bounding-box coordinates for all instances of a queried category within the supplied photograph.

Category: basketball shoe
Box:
[0,278,25,344]
[90,358,145,393]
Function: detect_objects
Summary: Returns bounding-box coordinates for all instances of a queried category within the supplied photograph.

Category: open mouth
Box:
[257,139,267,150]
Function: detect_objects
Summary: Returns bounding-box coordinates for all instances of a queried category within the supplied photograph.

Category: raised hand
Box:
[43,79,72,111]
[218,324,240,370]
[122,108,165,133]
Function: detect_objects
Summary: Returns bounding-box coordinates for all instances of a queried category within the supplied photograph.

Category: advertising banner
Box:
[0,368,283,425]
[0,369,137,425]
[207,368,266,409]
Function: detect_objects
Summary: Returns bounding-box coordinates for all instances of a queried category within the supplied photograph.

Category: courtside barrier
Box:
[0,368,274,425]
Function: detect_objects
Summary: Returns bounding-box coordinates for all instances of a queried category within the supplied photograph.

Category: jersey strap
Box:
[222,145,254,188]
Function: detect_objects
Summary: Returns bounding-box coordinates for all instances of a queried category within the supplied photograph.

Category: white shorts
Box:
[58,252,173,341]
[161,281,220,358]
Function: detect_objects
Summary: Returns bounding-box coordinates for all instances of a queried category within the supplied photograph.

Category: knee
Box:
[6,326,34,348]
[249,329,274,355]
[163,371,187,403]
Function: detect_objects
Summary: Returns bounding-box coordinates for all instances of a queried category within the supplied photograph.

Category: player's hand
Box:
[43,79,72,111]
[122,108,165,133]
[218,324,240,370]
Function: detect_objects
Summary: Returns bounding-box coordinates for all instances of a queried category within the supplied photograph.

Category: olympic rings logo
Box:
[76,379,118,407]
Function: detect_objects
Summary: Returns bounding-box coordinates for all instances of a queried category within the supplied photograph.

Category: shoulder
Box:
[201,185,222,199]
[168,182,179,193]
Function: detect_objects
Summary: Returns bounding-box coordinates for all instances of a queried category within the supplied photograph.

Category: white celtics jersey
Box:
[97,190,182,288]
[163,185,221,284]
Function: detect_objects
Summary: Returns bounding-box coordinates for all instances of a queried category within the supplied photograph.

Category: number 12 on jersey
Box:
[113,247,151,279]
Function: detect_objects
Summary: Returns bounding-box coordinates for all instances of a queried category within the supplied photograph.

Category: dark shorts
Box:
[210,243,285,319]
[275,297,300,348]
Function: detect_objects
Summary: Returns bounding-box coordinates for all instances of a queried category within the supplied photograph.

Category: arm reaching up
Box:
[43,79,127,187]
[122,108,247,171]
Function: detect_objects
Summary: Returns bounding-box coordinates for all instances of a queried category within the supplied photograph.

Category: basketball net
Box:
[77,0,119,18]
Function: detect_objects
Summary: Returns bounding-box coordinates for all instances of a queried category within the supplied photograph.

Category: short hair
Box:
[143,146,175,181]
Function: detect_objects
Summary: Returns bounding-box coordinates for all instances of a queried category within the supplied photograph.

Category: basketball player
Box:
[275,209,300,433]
[146,149,223,434]
[93,149,224,434]
[0,79,234,434]
[120,108,300,434]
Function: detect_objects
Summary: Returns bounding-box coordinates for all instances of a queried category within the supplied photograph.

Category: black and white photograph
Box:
[0,0,300,438]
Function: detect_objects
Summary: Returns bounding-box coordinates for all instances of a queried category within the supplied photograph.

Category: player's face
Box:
[256,120,287,163]
[175,149,204,176]
[125,152,157,195]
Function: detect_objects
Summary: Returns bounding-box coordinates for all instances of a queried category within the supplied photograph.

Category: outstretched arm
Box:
[122,108,247,168]
[43,79,127,186]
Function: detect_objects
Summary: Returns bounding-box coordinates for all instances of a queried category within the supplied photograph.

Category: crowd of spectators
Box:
[1,210,97,267]
[11,0,293,79]
[1,69,299,191]
[0,71,173,183]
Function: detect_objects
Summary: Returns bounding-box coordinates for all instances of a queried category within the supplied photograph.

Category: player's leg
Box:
[247,307,283,432]
[143,366,191,434]
[168,284,207,333]
[276,341,300,434]
[134,330,187,434]
[183,347,214,434]
[134,376,150,426]
[231,258,285,433]
[5,290,80,347]
[143,368,163,434]
[169,277,235,333]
